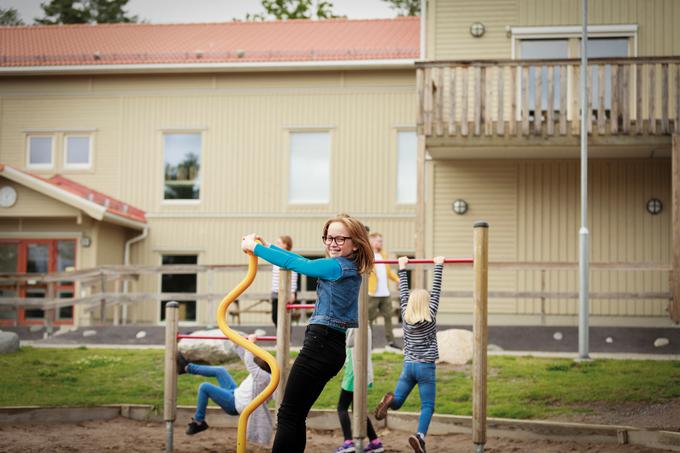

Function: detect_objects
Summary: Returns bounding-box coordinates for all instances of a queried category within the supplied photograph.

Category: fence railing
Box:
[417,57,680,138]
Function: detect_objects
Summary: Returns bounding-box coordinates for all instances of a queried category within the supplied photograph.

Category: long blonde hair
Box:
[322,213,374,274]
[404,289,432,324]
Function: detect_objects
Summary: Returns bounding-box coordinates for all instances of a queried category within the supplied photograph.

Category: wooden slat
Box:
[610,64,619,134]
[587,65,593,134]
[424,67,433,136]
[546,65,554,136]
[522,65,530,136]
[597,65,606,135]
[483,66,492,136]
[636,63,643,134]
[661,63,669,134]
[649,63,656,134]
[622,64,631,133]
[440,291,671,300]
[672,134,680,322]
[435,67,444,136]
[559,65,567,135]
[572,64,581,135]
[448,67,457,135]
[416,68,424,134]
[510,64,517,136]
[676,64,680,133]
[534,66,542,135]
[461,67,469,136]
[496,67,504,135]
[474,66,482,136]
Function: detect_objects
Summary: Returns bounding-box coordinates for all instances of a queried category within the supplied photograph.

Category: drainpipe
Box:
[419,0,426,60]
[123,226,149,325]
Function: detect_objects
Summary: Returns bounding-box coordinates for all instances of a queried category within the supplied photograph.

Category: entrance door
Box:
[0,239,76,326]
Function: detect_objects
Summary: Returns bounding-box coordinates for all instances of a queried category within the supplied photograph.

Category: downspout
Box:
[420,0,426,60]
[123,226,149,325]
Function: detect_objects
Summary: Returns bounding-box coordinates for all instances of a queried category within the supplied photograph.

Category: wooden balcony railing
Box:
[416,57,680,139]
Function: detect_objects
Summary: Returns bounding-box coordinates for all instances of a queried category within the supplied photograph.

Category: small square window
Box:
[64,135,92,169]
[288,132,330,204]
[27,136,53,169]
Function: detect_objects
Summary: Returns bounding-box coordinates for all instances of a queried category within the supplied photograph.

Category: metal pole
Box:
[578,0,591,360]
[353,275,369,451]
[163,301,179,453]
[472,222,489,453]
[275,270,291,410]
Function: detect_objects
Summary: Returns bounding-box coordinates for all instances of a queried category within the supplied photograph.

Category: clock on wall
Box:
[0,186,17,208]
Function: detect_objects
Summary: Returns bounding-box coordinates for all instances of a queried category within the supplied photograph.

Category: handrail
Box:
[215,249,280,453]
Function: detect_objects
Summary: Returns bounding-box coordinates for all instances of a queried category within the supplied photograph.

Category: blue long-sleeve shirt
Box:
[254,244,342,280]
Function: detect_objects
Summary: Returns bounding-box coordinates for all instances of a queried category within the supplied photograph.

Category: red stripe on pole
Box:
[287,304,315,310]
[176,335,277,341]
[374,258,473,264]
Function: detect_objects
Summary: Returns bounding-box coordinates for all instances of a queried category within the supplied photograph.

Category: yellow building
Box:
[0,2,678,329]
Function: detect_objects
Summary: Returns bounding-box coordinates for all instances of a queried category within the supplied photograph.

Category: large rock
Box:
[0,331,19,354]
[437,329,473,365]
[178,329,246,364]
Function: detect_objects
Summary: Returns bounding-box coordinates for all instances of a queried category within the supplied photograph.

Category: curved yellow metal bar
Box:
[216,251,280,453]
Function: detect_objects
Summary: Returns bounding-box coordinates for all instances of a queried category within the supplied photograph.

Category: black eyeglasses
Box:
[322,235,352,246]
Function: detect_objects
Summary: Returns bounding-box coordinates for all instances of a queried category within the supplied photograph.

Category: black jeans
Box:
[337,388,378,442]
[272,324,346,453]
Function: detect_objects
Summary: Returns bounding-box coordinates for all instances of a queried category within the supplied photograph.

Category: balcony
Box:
[416,57,680,144]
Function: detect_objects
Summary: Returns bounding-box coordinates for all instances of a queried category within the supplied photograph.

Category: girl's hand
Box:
[398,256,409,270]
[247,333,258,343]
[255,235,270,248]
[241,233,258,253]
[433,256,445,265]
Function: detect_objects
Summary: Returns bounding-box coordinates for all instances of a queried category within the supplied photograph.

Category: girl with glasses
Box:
[241,214,374,453]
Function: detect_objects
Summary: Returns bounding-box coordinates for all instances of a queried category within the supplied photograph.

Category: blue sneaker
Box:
[364,439,385,452]
[333,440,356,453]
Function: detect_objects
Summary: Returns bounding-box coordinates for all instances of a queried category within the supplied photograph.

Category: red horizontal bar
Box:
[374,258,473,264]
[287,304,315,310]
[176,335,276,341]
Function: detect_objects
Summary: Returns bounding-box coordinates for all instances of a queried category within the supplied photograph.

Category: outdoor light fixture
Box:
[646,198,662,215]
[81,236,92,247]
[470,22,486,38]
[452,199,468,215]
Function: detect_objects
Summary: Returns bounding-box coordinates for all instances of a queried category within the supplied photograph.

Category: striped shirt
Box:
[271,265,298,294]
[399,265,443,363]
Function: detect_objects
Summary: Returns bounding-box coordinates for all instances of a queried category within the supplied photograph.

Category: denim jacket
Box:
[309,256,362,330]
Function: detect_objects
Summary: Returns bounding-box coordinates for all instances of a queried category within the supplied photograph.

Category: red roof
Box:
[0,164,146,224]
[0,18,419,67]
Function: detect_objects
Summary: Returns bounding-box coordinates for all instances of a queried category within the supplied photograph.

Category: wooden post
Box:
[45,282,56,337]
[113,280,122,326]
[353,275,369,451]
[163,301,179,453]
[276,270,291,409]
[99,272,106,324]
[415,134,427,288]
[472,222,489,453]
[671,135,680,323]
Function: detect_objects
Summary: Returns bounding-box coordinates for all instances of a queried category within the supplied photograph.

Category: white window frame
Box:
[26,135,55,170]
[63,134,93,170]
[161,131,203,205]
[395,128,417,206]
[286,128,332,206]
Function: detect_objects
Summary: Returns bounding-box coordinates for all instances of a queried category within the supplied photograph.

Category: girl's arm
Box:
[429,256,445,318]
[397,256,410,318]
[254,243,342,281]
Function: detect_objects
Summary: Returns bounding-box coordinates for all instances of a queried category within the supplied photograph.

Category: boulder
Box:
[436,329,473,365]
[654,338,670,348]
[178,329,247,364]
[0,331,19,354]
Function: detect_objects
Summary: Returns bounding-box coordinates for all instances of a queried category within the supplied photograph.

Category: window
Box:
[160,254,197,322]
[163,133,201,200]
[64,135,92,169]
[27,136,53,169]
[288,132,330,204]
[397,131,417,204]
[520,39,569,111]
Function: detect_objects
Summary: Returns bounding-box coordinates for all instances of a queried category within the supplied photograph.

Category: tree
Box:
[246,0,341,21]
[382,0,420,16]
[0,8,25,26]
[36,0,138,25]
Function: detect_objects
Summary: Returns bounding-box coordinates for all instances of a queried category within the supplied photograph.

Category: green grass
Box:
[1,347,679,420]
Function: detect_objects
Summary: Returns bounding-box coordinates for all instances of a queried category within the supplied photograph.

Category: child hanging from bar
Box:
[177,334,273,446]
[333,326,384,453]
[373,255,445,453]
